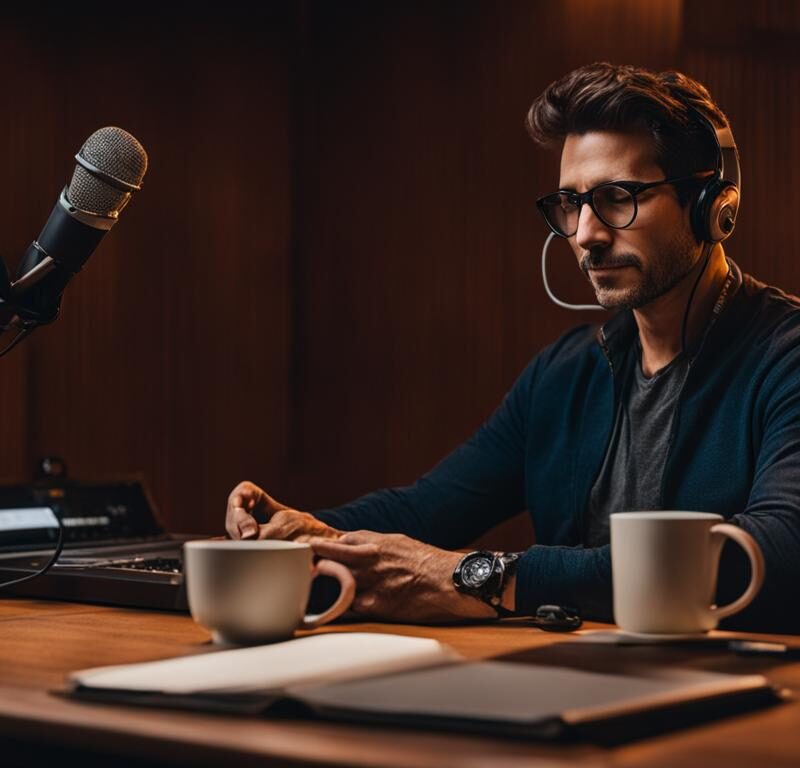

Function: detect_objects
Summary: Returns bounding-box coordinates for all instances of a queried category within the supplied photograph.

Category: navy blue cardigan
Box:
[316,261,800,633]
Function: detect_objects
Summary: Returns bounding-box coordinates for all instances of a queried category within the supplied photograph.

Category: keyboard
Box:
[101,556,183,574]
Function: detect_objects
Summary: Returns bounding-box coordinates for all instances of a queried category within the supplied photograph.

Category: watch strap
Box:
[488,552,520,618]
[452,550,520,618]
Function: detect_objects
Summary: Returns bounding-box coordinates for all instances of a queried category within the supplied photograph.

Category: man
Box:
[226,63,800,633]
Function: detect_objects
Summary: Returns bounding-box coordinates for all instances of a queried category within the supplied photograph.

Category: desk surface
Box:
[1,598,799,768]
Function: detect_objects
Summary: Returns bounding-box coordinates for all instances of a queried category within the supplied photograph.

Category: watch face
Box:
[462,556,493,588]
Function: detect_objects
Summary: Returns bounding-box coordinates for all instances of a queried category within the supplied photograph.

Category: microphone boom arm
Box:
[541,232,606,312]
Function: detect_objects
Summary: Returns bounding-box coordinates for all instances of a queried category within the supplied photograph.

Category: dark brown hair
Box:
[527,63,730,203]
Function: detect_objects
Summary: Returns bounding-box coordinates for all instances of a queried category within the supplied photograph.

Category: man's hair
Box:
[527,63,730,203]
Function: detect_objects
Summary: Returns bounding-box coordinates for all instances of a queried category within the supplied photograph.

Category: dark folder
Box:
[282,660,782,743]
[64,637,784,744]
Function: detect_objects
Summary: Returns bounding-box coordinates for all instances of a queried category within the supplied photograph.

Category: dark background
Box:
[0,1,798,547]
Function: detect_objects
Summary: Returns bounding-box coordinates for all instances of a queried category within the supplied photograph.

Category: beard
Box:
[580,229,699,310]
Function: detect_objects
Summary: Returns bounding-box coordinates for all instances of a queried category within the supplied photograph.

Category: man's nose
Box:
[574,202,613,251]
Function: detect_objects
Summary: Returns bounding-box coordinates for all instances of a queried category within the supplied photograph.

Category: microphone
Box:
[541,233,605,312]
[0,127,148,330]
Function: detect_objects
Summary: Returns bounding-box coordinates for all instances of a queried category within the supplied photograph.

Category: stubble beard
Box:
[583,230,700,310]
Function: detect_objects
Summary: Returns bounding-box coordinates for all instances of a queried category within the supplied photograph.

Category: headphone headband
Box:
[687,108,741,196]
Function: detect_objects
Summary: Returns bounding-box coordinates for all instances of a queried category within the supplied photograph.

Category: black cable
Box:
[0,325,36,358]
[0,512,65,589]
[0,311,56,586]
[680,243,712,356]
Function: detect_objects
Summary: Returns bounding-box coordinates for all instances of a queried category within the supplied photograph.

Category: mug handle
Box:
[300,558,356,630]
[708,523,765,620]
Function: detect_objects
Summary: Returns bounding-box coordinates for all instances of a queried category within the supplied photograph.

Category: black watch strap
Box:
[487,552,520,618]
[453,550,520,618]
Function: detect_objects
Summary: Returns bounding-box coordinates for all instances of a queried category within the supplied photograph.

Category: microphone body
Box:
[0,127,147,331]
[5,193,110,324]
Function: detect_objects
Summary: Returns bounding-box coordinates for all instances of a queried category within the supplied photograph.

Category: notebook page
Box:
[68,632,461,695]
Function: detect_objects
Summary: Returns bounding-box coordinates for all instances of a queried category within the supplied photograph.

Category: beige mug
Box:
[610,511,765,635]
[184,540,356,644]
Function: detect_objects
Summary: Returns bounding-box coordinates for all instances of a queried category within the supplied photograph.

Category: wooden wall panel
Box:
[682,0,800,294]
[3,1,797,549]
[3,9,294,533]
[0,23,61,481]
[288,0,683,544]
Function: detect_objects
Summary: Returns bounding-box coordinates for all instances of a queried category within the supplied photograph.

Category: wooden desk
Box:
[1,597,799,767]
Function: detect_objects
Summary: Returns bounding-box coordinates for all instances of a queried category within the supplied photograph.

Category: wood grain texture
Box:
[681,2,800,293]
[287,0,683,516]
[0,2,798,552]
[0,598,799,767]
[1,9,295,533]
[0,23,60,481]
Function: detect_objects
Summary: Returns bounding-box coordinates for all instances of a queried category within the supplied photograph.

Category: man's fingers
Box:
[227,481,295,529]
[228,482,260,510]
[226,507,258,539]
[257,520,290,540]
[308,538,377,564]
[258,512,307,540]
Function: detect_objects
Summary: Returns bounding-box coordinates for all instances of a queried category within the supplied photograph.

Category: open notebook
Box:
[64,632,784,743]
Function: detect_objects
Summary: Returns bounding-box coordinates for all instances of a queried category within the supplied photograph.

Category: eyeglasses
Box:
[536,173,712,238]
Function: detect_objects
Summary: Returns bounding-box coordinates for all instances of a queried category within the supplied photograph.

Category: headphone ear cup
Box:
[711,184,739,242]
[691,179,723,243]
[691,179,738,243]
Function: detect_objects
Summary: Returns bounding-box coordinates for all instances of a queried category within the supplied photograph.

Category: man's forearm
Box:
[501,573,516,611]
[514,544,613,621]
[313,361,536,548]
[314,480,515,550]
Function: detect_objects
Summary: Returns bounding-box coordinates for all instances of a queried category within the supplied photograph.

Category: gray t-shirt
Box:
[585,342,691,547]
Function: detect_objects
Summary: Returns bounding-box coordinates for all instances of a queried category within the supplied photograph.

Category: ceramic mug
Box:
[184,539,356,644]
[610,511,765,635]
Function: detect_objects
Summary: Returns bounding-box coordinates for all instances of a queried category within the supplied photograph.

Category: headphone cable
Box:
[0,512,65,589]
[680,242,713,356]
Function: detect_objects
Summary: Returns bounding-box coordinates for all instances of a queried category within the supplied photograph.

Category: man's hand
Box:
[308,531,497,623]
[225,481,341,542]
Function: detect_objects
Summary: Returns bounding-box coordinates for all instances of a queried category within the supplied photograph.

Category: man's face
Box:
[558,130,701,310]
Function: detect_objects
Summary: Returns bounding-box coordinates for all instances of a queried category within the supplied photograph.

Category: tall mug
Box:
[610,511,765,635]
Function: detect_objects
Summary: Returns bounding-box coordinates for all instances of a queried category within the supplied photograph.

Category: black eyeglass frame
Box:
[536,172,714,238]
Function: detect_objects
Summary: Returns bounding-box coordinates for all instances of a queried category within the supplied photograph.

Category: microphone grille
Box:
[67,127,148,217]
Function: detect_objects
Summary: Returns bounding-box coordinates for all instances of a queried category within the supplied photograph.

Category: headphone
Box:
[687,109,741,244]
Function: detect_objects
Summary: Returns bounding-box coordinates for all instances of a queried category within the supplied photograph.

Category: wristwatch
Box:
[452,550,520,617]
